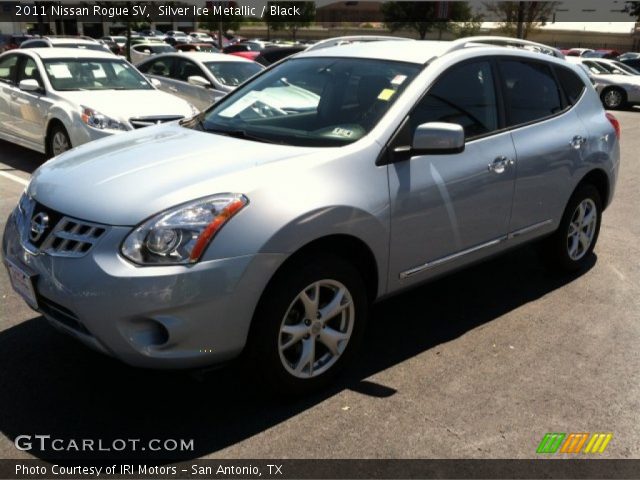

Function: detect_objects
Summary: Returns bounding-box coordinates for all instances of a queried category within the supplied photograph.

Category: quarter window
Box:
[500,59,563,126]
[554,66,586,105]
[411,61,499,139]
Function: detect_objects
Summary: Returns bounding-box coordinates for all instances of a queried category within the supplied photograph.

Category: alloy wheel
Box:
[567,198,597,261]
[603,90,623,109]
[51,131,70,156]
[278,279,354,379]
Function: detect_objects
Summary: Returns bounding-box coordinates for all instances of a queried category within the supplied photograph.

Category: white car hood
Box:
[29,123,319,225]
[57,89,194,122]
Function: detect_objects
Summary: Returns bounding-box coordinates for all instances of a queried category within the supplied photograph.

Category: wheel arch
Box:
[575,168,611,210]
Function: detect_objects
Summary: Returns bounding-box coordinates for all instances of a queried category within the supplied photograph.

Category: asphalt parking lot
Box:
[0,111,638,461]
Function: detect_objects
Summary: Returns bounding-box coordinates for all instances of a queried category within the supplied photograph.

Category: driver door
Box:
[388,59,517,290]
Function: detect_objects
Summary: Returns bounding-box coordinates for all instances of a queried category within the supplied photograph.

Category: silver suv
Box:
[2,38,620,393]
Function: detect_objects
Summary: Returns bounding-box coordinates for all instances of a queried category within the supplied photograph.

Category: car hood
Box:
[56,89,195,121]
[28,123,317,225]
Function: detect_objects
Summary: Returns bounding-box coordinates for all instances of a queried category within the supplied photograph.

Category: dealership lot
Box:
[0,111,638,460]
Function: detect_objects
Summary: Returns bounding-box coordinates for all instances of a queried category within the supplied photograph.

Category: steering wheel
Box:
[250,101,288,118]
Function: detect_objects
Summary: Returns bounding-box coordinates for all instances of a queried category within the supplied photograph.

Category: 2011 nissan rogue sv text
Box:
[2,39,621,393]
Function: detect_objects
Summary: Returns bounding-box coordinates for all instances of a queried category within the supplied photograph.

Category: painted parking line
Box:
[0,171,29,186]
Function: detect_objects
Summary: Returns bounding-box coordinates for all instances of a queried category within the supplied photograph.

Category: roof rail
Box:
[442,36,565,59]
[305,35,412,52]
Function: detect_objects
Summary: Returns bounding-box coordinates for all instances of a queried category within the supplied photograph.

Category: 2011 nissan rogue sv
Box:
[2,38,620,393]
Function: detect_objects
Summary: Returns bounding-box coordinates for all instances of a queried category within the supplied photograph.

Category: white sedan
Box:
[0,48,198,156]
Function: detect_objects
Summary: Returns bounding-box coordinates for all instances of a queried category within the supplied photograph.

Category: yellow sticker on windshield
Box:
[377,88,395,101]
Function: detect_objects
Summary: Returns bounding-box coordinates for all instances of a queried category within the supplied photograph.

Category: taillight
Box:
[606,113,620,140]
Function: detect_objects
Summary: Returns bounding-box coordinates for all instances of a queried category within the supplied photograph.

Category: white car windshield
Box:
[197,57,420,147]
[43,59,153,91]
[204,61,263,87]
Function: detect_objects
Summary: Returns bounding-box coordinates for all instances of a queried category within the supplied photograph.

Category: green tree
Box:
[265,1,315,41]
[483,1,560,39]
[381,1,477,40]
[625,1,640,18]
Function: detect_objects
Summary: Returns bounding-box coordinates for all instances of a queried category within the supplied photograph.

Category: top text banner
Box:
[0,1,637,23]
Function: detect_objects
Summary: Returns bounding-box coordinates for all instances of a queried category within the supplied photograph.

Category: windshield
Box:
[43,59,153,91]
[197,57,420,147]
[204,61,263,87]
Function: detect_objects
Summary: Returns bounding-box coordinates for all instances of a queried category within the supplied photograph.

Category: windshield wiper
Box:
[204,127,280,144]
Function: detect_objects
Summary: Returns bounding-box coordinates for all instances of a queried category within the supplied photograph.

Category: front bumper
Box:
[2,211,285,369]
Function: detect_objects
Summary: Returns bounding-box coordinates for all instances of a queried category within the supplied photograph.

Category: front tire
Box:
[47,124,71,157]
[543,184,602,272]
[245,254,368,395]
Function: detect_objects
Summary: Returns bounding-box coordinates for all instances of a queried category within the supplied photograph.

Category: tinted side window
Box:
[138,58,173,77]
[0,54,18,84]
[500,60,563,126]
[411,61,498,139]
[174,58,205,82]
[554,66,586,105]
[22,40,47,48]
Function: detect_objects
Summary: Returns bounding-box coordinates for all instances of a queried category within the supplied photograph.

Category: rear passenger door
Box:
[0,53,19,136]
[499,58,589,236]
[388,59,517,288]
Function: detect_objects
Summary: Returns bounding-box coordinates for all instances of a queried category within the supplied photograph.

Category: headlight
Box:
[121,194,248,265]
[81,106,128,131]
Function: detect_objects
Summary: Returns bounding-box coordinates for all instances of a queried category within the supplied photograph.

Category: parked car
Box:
[129,42,176,64]
[583,49,621,59]
[566,48,594,57]
[567,56,640,109]
[618,52,640,61]
[0,48,197,156]
[189,32,215,43]
[136,52,263,111]
[0,34,33,53]
[175,42,219,53]
[2,38,619,394]
[254,46,306,66]
[164,31,190,46]
[227,50,259,61]
[21,37,112,54]
[139,29,165,39]
[101,35,127,54]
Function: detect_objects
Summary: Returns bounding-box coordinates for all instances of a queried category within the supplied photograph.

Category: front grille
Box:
[16,194,108,258]
[129,115,184,129]
[39,295,92,337]
[40,217,106,257]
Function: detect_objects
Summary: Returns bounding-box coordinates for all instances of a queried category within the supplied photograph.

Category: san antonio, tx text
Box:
[16,463,284,476]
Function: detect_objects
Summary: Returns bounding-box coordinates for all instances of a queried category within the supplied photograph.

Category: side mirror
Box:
[18,79,41,92]
[150,78,161,87]
[411,122,465,154]
[188,75,211,88]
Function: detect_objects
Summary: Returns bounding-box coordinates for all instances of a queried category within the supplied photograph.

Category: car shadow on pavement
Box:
[0,140,47,175]
[0,246,595,461]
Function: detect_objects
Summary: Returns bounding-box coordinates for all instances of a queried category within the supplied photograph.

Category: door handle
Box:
[488,156,514,174]
[570,135,586,149]
[168,86,178,92]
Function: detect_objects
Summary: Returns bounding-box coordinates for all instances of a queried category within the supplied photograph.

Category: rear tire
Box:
[47,123,71,158]
[601,87,627,110]
[542,184,602,273]
[244,253,368,395]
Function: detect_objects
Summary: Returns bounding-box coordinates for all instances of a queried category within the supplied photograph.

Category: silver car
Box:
[0,48,198,156]
[2,38,620,394]
[567,56,640,109]
[137,52,264,111]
